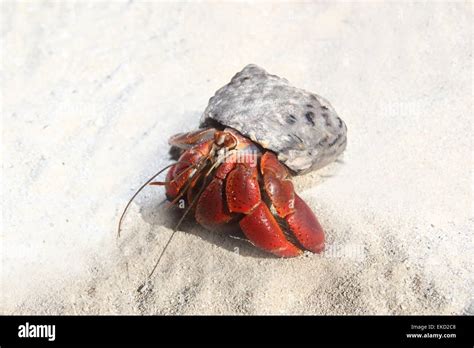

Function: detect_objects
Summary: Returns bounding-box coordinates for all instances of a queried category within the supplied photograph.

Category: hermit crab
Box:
[119,64,347,258]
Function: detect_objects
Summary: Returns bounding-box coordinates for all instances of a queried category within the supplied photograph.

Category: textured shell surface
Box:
[200,64,347,174]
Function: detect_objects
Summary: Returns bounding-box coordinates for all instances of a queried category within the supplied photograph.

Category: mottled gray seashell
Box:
[200,64,347,174]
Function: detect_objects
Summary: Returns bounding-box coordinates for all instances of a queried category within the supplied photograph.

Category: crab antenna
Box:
[138,166,212,292]
[137,153,218,291]
[117,161,189,238]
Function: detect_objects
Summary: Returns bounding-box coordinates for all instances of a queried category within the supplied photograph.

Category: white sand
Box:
[1,2,472,315]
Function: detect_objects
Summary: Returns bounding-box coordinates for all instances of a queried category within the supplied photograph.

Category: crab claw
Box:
[286,194,325,253]
[239,202,302,257]
[226,164,301,257]
[261,152,325,253]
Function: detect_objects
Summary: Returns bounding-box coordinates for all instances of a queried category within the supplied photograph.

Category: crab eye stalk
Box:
[214,131,237,149]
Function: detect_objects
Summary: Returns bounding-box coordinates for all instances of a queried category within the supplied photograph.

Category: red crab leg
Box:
[226,163,302,257]
[261,152,325,253]
[194,162,236,230]
[165,139,214,200]
[169,128,216,149]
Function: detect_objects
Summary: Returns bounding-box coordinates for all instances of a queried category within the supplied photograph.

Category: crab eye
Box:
[223,133,237,149]
[214,131,237,149]
[215,133,226,145]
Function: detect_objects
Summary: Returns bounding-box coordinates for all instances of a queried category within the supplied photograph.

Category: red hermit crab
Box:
[119,65,347,258]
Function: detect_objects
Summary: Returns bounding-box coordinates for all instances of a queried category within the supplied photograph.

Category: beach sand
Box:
[1,2,472,315]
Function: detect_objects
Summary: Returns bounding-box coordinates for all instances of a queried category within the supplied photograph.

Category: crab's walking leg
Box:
[261,152,325,253]
[194,162,236,230]
[165,139,214,200]
[168,128,216,150]
[226,163,302,257]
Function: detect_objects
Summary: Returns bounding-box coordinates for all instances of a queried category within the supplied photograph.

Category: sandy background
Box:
[1,1,473,315]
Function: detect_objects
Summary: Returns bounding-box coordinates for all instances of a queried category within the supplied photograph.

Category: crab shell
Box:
[200,64,347,174]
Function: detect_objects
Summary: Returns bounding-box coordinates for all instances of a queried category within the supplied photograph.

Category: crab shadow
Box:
[137,197,277,259]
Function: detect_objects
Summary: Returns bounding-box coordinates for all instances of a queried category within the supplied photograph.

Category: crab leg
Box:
[261,152,325,253]
[169,128,216,149]
[226,163,302,257]
[194,162,236,230]
[165,139,214,200]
